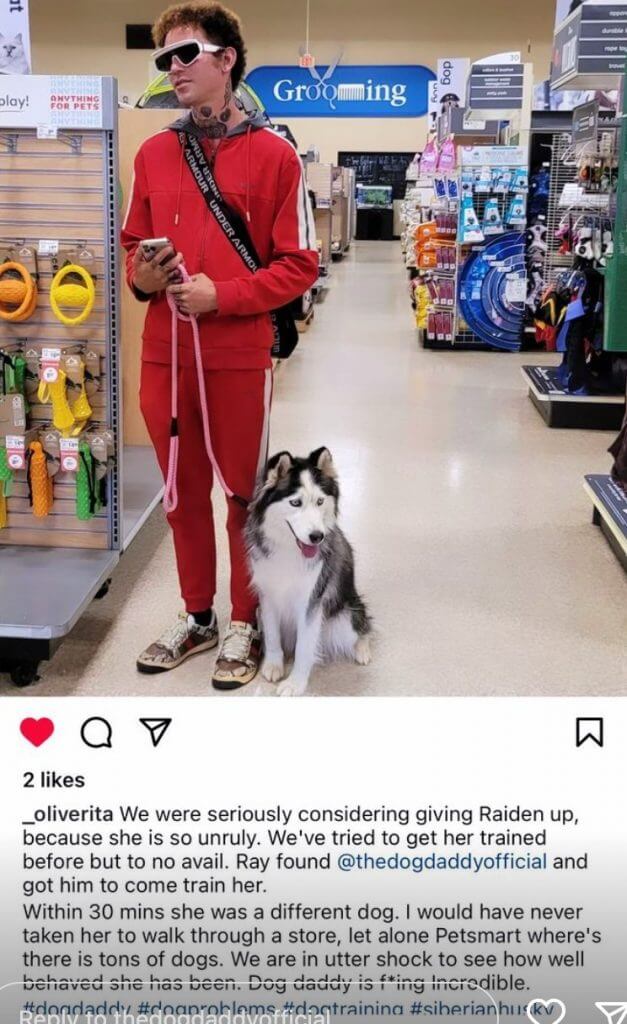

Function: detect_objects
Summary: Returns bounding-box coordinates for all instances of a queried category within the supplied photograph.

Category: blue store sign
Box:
[246,64,435,118]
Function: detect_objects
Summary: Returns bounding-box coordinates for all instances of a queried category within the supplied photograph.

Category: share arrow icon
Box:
[140,718,172,748]
[596,1004,627,1024]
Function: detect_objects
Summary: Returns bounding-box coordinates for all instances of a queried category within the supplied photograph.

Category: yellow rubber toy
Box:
[70,381,93,436]
[38,370,76,435]
[0,262,38,322]
[49,264,95,327]
[28,441,53,517]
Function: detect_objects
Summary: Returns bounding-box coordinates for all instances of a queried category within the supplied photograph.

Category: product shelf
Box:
[522,366,625,430]
[584,474,627,572]
[0,444,163,683]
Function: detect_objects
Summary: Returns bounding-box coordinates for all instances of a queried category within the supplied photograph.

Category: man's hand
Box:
[167,273,218,316]
[132,244,183,295]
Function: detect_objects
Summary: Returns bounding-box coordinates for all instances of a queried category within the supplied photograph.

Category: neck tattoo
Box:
[192,81,238,139]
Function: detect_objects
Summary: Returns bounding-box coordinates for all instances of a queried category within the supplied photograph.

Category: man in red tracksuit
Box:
[122,1,318,688]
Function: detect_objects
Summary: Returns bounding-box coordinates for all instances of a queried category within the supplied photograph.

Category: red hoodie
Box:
[121,116,319,370]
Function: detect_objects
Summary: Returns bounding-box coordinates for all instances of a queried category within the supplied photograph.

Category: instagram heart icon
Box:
[527,1001,566,1024]
[20,717,54,747]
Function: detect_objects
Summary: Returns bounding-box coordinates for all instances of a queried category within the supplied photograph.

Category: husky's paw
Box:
[261,656,285,683]
[277,675,308,698]
[354,635,372,666]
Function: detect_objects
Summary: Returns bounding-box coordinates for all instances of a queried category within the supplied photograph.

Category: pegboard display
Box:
[0,77,120,551]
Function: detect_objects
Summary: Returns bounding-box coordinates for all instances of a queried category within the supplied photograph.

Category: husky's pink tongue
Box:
[297,539,319,559]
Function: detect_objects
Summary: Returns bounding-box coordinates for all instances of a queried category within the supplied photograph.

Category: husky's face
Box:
[250,447,339,560]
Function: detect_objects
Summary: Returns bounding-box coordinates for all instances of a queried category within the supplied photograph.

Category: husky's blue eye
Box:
[289,498,302,507]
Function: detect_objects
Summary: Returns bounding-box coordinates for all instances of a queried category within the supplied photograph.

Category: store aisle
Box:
[4,241,625,698]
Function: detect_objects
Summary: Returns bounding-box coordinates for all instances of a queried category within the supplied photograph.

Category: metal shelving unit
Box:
[0,76,163,685]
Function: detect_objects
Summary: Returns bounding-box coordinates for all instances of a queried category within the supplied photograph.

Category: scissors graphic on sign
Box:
[299,50,343,109]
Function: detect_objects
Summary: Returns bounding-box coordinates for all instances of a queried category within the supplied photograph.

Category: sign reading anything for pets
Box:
[0,0,32,75]
[0,74,106,129]
[246,64,435,118]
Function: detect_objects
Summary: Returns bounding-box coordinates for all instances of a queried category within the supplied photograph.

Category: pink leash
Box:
[164,265,245,513]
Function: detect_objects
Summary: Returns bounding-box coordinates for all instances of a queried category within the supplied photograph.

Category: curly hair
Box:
[153,2,247,89]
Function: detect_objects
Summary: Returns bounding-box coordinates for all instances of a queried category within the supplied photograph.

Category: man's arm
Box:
[121,148,183,300]
[121,149,153,301]
[212,145,319,316]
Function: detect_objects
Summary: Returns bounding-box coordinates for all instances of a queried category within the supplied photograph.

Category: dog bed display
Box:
[458,232,526,351]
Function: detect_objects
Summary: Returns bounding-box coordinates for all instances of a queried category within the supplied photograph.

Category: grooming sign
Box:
[246,64,435,117]
[0,74,104,128]
[0,0,32,74]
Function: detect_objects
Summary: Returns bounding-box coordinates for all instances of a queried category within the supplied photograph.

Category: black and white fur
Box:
[246,447,372,697]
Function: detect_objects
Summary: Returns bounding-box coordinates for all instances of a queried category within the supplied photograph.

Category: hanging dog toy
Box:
[27,441,53,518]
[164,263,248,513]
[49,263,95,327]
[76,440,103,521]
[0,262,38,322]
[0,445,14,500]
[38,370,77,435]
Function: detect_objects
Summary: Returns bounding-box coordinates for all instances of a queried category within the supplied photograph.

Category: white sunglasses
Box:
[153,38,224,73]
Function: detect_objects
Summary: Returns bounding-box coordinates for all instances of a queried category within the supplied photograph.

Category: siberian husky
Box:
[246,447,372,696]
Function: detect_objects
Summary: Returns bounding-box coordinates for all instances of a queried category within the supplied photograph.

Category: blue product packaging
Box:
[434,176,448,200]
[446,176,459,200]
[482,197,503,235]
[460,195,485,243]
[506,193,526,226]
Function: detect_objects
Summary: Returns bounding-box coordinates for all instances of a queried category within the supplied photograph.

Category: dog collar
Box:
[50,263,95,326]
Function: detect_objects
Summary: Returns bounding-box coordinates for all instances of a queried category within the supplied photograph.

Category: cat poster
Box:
[0,0,32,75]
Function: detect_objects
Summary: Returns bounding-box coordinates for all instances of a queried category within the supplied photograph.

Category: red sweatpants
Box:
[140,362,272,623]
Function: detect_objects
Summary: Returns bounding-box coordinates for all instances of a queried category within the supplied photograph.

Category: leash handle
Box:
[163,263,244,514]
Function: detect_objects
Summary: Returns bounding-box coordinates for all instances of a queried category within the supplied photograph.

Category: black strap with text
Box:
[180,131,299,360]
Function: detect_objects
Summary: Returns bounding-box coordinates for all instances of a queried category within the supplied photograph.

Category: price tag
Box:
[60,438,80,474]
[41,347,62,384]
[37,125,58,140]
[38,239,60,257]
[5,435,26,471]
[506,276,527,303]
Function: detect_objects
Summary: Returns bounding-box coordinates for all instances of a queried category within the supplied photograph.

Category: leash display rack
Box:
[526,131,624,430]
[0,77,163,686]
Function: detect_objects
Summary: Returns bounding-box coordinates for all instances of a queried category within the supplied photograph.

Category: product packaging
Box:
[475,166,492,193]
[420,137,439,177]
[446,176,459,200]
[460,196,485,244]
[482,198,504,236]
[492,168,513,193]
[506,194,527,226]
[437,136,457,174]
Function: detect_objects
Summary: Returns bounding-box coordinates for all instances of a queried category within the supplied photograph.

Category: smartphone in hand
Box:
[139,237,172,261]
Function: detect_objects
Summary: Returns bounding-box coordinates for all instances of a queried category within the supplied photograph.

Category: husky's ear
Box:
[309,447,337,479]
[265,451,293,487]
